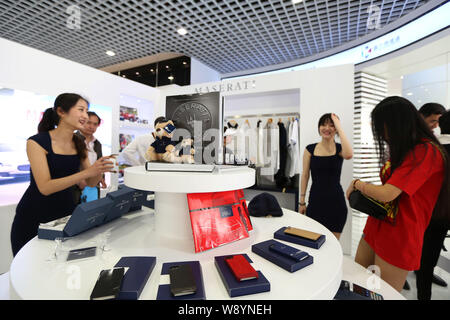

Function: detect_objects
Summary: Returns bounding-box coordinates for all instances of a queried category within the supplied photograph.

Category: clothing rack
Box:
[224,112,300,212]
[225,112,300,121]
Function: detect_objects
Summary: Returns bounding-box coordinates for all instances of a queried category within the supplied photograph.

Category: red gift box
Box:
[187,190,253,253]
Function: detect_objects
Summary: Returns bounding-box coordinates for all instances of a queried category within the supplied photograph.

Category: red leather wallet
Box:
[225,255,259,281]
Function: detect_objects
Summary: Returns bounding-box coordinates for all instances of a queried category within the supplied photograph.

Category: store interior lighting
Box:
[177,27,188,35]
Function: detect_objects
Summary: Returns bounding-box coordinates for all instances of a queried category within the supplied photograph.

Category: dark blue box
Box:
[252,239,314,273]
[215,254,270,298]
[156,261,205,300]
[114,256,156,300]
[104,187,134,222]
[118,185,150,212]
[274,227,326,249]
[37,197,114,240]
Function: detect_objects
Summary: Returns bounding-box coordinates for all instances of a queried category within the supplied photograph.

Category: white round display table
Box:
[123,166,256,240]
[9,206,343,300]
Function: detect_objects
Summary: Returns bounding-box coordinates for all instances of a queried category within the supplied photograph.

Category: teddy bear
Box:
[173,138,195,164]
[145,117,179,163]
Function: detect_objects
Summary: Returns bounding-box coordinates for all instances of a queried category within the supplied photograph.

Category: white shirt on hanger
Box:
[256,120,265,167]
[261,120,280,179]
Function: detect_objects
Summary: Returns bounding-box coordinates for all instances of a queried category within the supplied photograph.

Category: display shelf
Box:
[119,120,151,130]
[9,207,343,300]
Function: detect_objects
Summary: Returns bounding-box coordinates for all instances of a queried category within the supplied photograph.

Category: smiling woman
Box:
[10,93,115,256]
[299,113,353,241]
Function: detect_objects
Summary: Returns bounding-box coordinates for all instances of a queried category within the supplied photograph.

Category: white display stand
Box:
[9,166,345,300]
[124,166,256,240]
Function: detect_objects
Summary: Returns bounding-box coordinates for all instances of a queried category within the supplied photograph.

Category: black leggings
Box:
[416,219,448,300]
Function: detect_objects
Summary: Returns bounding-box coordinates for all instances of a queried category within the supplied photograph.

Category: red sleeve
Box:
[386,143,442,196]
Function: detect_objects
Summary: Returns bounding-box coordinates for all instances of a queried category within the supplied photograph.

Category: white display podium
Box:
[9,166,346,300]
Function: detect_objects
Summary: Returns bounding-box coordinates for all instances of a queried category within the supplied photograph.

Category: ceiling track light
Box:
[177,27,188,35]
[106,50,115,56]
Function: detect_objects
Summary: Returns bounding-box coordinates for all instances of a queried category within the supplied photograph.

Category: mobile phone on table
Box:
[269,242,309,262]
[66,246,97,261]
[225,255,259,281]
[169,264,197,297]
[90,267,125,300]
[338,280,384,300]
[284,226,321,241]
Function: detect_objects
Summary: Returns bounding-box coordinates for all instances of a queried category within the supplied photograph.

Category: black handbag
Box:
[348,190,389,220]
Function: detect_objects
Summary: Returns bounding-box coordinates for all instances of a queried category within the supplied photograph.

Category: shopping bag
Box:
[81,186,99,203]
[187,190,252,253]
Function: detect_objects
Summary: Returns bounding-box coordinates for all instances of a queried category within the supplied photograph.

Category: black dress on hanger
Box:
[275,121,289,187]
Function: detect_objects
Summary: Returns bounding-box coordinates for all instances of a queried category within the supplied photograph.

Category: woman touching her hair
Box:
[11,93,114,256]
[299,113,353,240]
[347,96,449,292]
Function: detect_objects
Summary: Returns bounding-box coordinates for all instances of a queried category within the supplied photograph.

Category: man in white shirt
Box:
[74,111,105,202]
[120,133,155,166]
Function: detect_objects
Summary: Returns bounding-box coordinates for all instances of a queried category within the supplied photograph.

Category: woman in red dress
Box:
[346,96,450,292]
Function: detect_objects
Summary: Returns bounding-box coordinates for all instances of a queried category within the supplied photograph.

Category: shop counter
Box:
[9,205,344,300]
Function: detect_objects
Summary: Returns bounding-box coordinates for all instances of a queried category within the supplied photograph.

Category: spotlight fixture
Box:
[106,50,115,56]
[177,27,188,35]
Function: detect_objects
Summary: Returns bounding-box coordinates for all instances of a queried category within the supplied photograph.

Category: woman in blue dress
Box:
[299,113,353,240]
[10,93,114,256]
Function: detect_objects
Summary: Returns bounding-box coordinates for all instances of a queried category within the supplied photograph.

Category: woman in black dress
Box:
[299,113,353,240]
[10,93,114,256]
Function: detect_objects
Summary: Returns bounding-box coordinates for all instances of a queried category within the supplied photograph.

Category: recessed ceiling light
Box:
[166,65,169,69]
[407,92,413,96]
[292,0,303,4]
[168,76,174,80]
[136,72,140,75]
[177,27,188,35]
[150,69,154,72]
[122,75,126,78]
[183,61,187,65]
[106,50,115,56]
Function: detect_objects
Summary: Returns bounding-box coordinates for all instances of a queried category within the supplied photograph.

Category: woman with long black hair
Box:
[346,96,450,292]
[10,93,114,256]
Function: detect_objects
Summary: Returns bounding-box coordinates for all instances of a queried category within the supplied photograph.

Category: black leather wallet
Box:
[349,190,388,220]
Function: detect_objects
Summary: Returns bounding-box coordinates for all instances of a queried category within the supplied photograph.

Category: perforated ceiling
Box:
[0,0,440,75]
